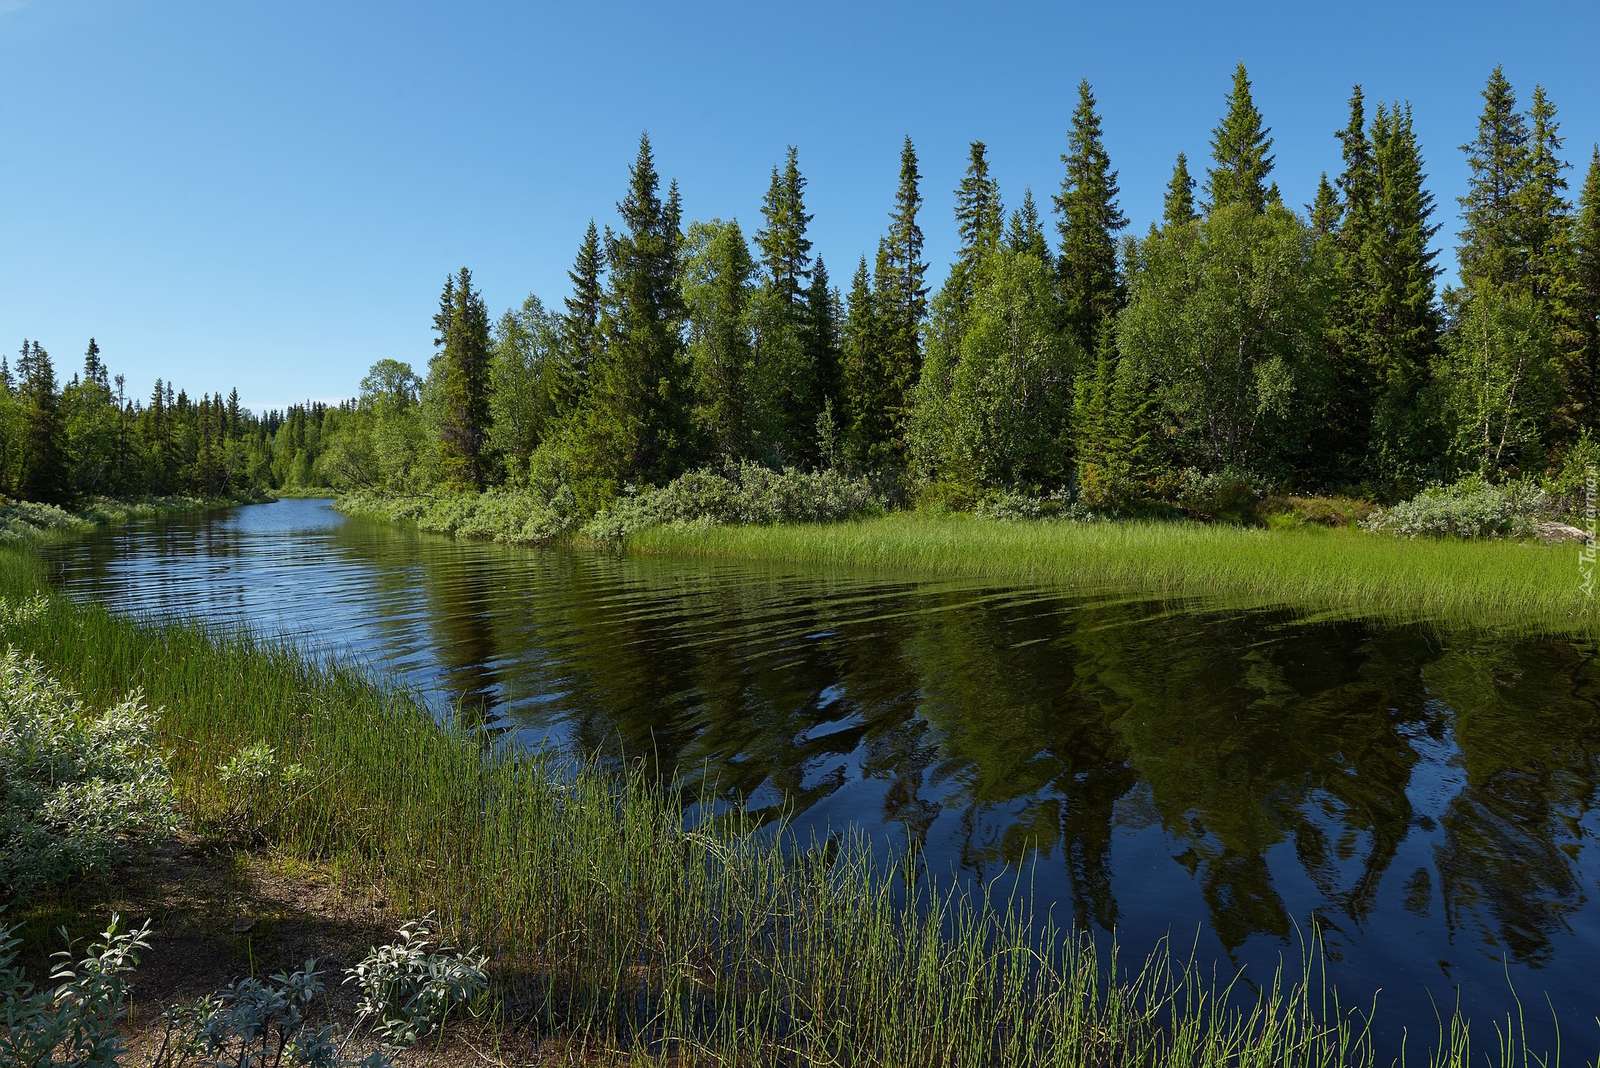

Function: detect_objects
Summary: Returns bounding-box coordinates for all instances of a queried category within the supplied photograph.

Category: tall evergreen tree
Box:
[681,219,756,459]
[1205,63,1275,214]
[1568,148,1600,435]
[1308,174,1341,237]
[1456,66,1531,294]
[840,256,889,470]
[804,255,843,439]
[876,137,929,467]
[82,338,106,388]
[436,266,494,488]
[753,147,813,310]
[949,141,1003,317]
[1162,153,1197,227]
[562,220,605,388]
[17,341,68,502]
[1006,188,1052,262]
[584,133,690,486]
[1054,79,1127,354]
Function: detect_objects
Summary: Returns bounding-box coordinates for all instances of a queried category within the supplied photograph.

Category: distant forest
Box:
[6,64,1598,511]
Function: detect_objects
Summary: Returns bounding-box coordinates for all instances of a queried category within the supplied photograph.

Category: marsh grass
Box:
[0,548,1580,1066]
[629,513,1598,637]
[0,495,254,546]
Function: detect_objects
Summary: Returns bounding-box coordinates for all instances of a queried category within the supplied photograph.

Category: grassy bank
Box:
[0,546,1559,1065]
[0,493,259,545]
[629,512,1598,635]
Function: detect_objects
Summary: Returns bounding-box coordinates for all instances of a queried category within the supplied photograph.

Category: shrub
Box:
[345,917,488,1048]
[971,489,1092,522]
[583,462,884,540]
[1257,495,1378,529]
[1173,467,1274,524]
[1362,476,1548,539]
[1,916,151,1068]
[1543,431,1600,520]
[0,649,177,905]
[216,742,310,842]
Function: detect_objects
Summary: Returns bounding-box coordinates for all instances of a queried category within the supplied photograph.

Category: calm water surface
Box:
[43,499,1600,1053]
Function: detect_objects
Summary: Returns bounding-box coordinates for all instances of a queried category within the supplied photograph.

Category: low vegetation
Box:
[0,549,1586,1064]
[0,495,247,546]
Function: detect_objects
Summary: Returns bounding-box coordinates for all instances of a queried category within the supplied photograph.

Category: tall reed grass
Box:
[0,548,1579,1065]
[630,513,1598,636]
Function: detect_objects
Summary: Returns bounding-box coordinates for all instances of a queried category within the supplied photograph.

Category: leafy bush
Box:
[216,742,311,842]
[1362,476,1549,539]
[1,916,151,1068]
[1173,467,1273,523]
[345,917,488,1048]
[0,649,177,905]
[583,462,884,540]
[1257,495,1378,529]
[1543,431,1600,520]
[336,489,577,545]
[971,489,1093,522]
[3,914,485,1068]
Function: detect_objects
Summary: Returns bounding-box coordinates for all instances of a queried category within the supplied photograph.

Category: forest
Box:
[7,64,1600,527]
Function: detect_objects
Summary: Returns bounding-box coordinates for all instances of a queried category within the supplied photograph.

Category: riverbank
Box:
[1,545,1559,1066]
[0,492,263,545]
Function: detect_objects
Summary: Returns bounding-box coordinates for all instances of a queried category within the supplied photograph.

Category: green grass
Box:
[628,512,1599,636]
[0,546,1581,1065]
[0,494,255,546]
[268,486,340,499]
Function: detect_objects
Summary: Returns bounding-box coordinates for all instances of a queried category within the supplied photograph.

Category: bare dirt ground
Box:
[23,835,634,1067]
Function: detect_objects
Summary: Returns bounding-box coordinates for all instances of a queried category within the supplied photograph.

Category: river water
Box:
[41,498,1600,1054]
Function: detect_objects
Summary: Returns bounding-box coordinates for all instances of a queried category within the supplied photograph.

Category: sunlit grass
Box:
[0,547,1583,1065]
[628,513,1598,635]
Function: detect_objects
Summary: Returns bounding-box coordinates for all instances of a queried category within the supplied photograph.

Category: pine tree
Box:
[1457,66,1531,294]
[753,147,813,310]
[876,137,929,467]
[840,256,888,470]
[1006,188,1052,262]
[18,341,68,502]
[1205,63,1275,214]
[436,266,494,488]
[562,220,605,387]
[1563,148,1600,434]
[585,132,690,486]
[1162,153,1197,227]
[1055,79,1128,355]
[949,141,1003,316]
[1309,174,1341,237]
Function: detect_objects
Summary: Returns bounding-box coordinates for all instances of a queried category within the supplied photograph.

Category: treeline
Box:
[0,338,343,502]
[14,64,1600,513]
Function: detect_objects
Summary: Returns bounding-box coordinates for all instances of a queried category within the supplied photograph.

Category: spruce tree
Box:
[436,266,494,488]
[753,147,813,310]
[876,137,929,467]
[681,218,756,460]
[562,220,605,387]
[949,141,1003,317]
[1162,153,1197,228]
[584,133,690,486]
[17,341,68,502]
[1564,148,1600,434]
[1309,175,1341,237]
[1457,66,1531,293]
[840,256,889,470]
[1006,188,1052,263]
[1323,86,1377,477]
[82,338,106,388]
[1054,79,1127,355]
[804,255,843,441]
[1205,63,1275,214]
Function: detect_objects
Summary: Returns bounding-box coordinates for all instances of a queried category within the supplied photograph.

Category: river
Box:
[42,497,1600,1055]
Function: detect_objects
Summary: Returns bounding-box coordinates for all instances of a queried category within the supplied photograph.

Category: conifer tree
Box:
[804,255,843,438]
[1457,66,1531,294]
[1163,153,1197,227]
[949,141,1003,317]
[751,147,822,463]
[1006,189,1052,263]
[82,338,106,388]
[1309,175,1341,237]
[562,220,605,387]
[584,133,690,486]
[1563,148,1600,435]
[840,256,889,470]
[17,341,68,502]
[876,137,929,467]
[436,266,494,488]
[1055,79,1127,355]
[753,147,813,310]
[681,218,755,459]
[1205,63,1275,214]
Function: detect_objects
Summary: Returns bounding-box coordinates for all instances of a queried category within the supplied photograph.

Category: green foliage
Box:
[432,267,494,489]
[1054,79,1127,354]
[1,915,151,1067]
[1163,153,1197,228]
[345,917,488,1049]
[1436,284,1558,476]
[1173,466,1274,523]
[1117,204,1333,475]
[0,646,177,905]
[1362,475,1548,539]
[681,219,757,460]
[1543,430,1600,516]
[1206,63,1276,214]
[581,461,884,540]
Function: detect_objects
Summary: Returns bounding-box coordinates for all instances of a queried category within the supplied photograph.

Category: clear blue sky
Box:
[3,0,1598,413]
